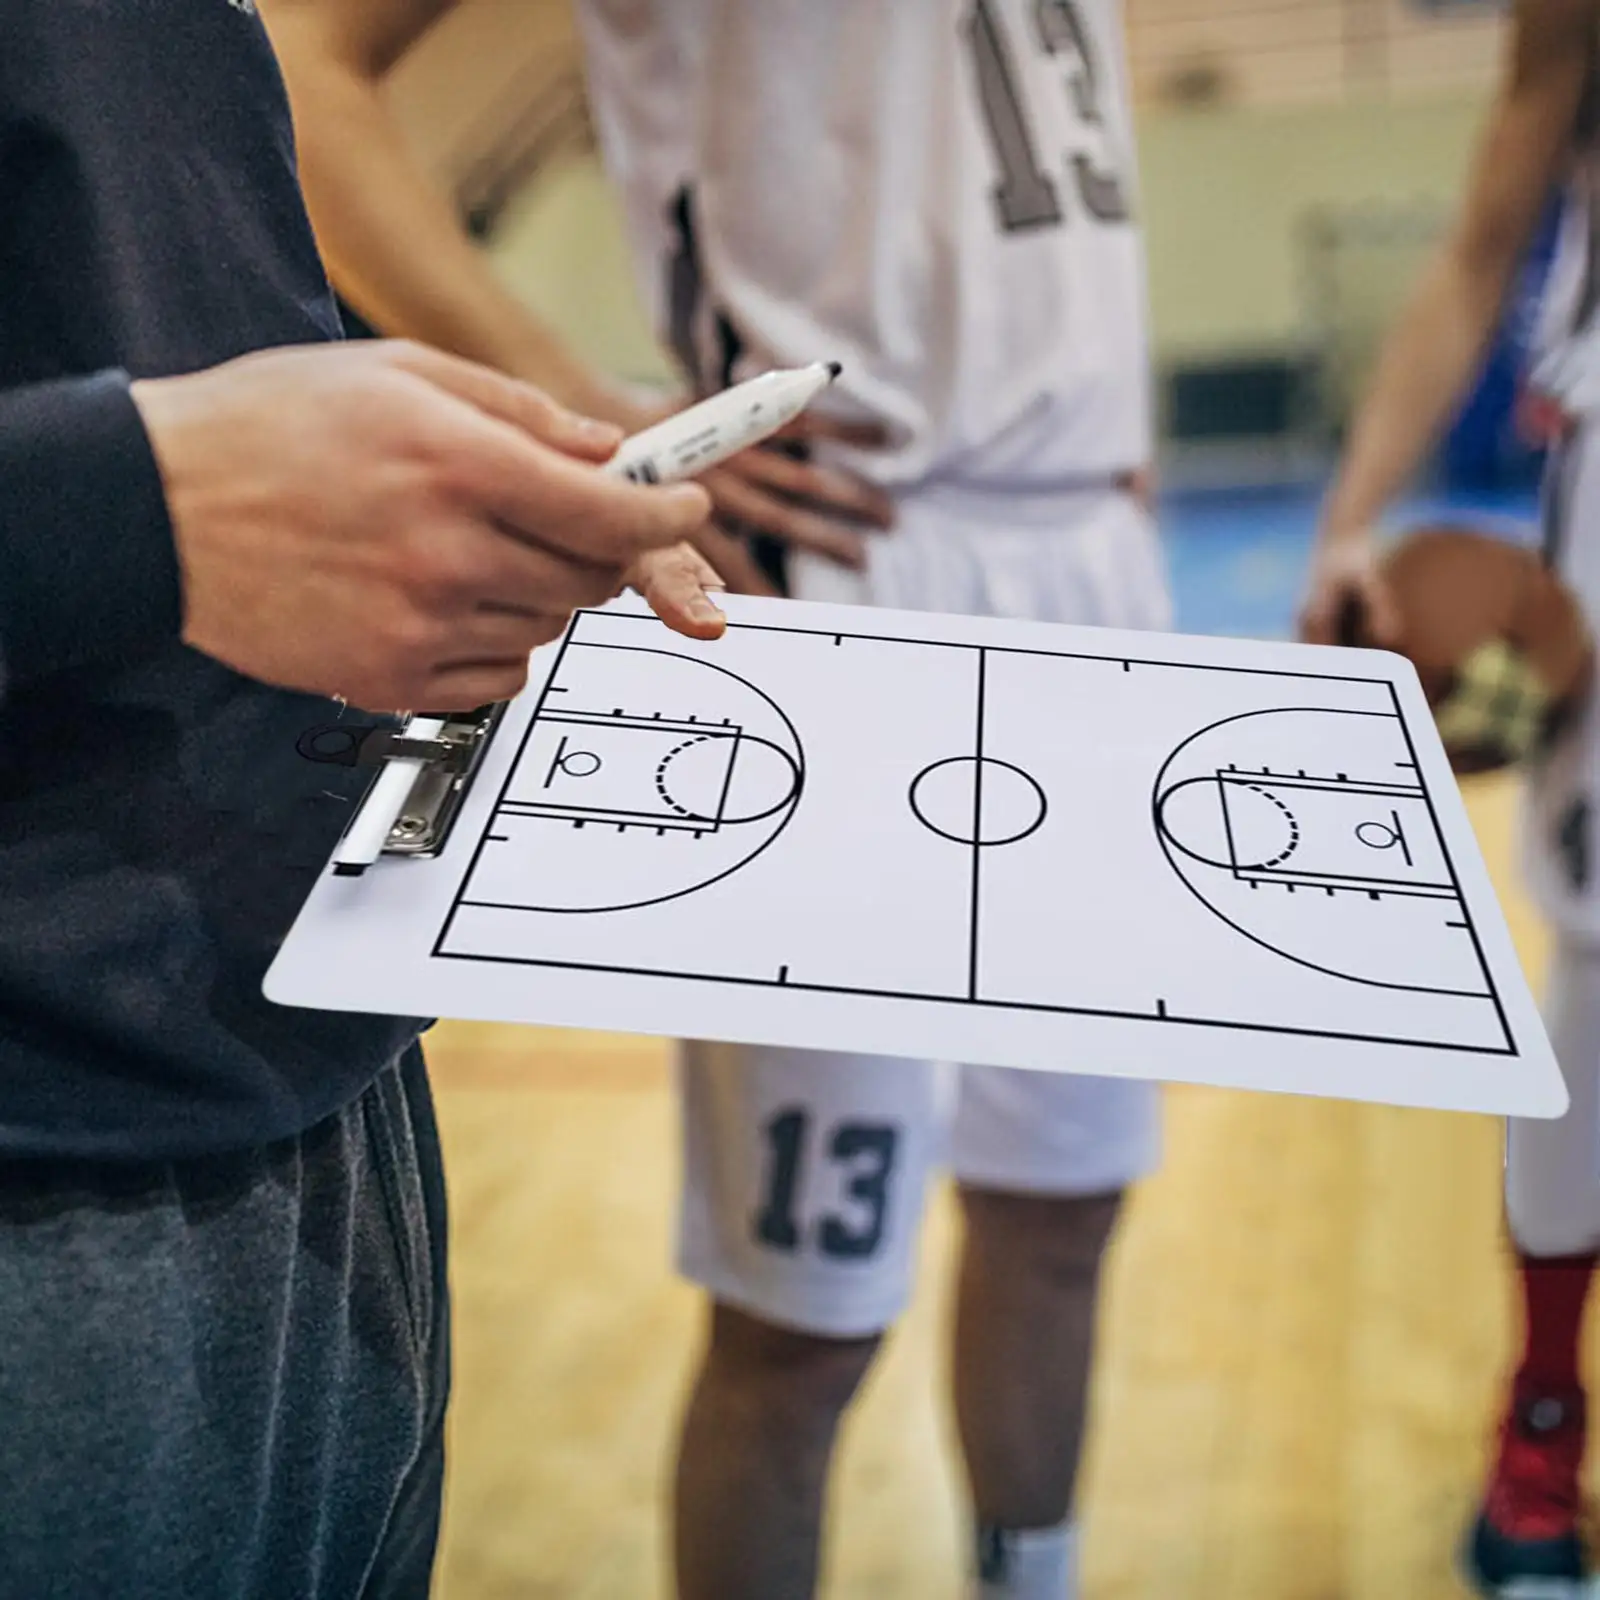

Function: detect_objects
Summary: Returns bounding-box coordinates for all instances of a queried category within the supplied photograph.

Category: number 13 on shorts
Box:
[676,1043,949,1339]
[754,1109,902,1260]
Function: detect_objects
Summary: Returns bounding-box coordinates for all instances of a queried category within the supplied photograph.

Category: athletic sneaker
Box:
[1464,1382,1589,1597]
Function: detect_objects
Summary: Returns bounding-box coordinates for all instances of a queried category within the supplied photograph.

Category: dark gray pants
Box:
[0,1047,449,1600]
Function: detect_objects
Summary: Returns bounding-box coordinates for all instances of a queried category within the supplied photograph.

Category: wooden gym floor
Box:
[425,771,1559,1599]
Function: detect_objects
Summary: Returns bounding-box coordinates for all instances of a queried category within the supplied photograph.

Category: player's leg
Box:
[674,1302,880,1600]
[1466,428,1600,1595]
[951,1069,1159,1600]
[1467,936,1600,1595]
[672,1040,946,1600]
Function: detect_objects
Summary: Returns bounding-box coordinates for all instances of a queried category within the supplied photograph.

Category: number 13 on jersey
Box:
[967,0,1132,232]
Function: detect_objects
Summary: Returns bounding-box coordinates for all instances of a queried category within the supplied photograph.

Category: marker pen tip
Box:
[825,360,843,379]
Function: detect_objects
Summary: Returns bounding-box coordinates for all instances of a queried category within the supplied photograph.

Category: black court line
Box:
[429,945,1518,1058]
[1235,876,1458,901]
[543,734,569,789]
[582,608,1401,688]
[712,728,743,829]
[1385,681,1512,1052]
[1153,707,1493,1000]
[1390,809,1414,869]
[1219,775,1241,873]
[969,650,987,1002]
[1235,864,1453,891]
[500,801,706,829]
[435,621,806,937]
[433,621,581,958]
[1217,773,1424,800]
[543,707,737,739]
[454,887,1488,1000]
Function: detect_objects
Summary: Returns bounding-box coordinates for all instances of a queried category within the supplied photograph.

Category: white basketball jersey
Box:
[1518,54,1600,936]
[576,0,1152,490]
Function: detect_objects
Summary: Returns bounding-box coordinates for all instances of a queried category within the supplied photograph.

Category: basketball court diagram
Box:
[434,606,1507,1055]
[267,596,1565,1116]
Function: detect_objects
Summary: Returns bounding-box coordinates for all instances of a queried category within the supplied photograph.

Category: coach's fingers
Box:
[472,537,627,618]
[732,447,896,530]
[382,339,624,462]
[432,408,712,565]
[629,543,728,641]
[702,469,869,569]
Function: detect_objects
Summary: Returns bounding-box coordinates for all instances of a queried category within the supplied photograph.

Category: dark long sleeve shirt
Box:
[0,0,418,1158]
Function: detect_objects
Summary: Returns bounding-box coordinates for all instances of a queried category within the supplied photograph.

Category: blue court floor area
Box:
[1161,479,1541,640]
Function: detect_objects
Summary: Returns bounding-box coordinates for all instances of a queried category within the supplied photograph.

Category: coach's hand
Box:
[1298,526,1401,648]
[133,341,711,711]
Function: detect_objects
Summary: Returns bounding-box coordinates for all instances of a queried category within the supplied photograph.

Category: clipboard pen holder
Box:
[296,703,506,859]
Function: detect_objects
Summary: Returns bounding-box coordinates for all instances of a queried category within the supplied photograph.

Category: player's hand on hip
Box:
[132,339,710,712]
[700,433,894,570]
[625,394,894,573]
[627,542,729,641]
[1298,527,1401,648]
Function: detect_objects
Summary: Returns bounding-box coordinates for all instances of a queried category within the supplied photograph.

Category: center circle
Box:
[908,757,1047,847]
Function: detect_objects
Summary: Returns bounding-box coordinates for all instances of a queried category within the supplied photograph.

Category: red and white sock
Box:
[1484,1252,1596,1540]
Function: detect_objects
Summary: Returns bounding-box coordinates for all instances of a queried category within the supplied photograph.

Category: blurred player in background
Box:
[265,3,1167,1596]
[1301,2,1600,1592]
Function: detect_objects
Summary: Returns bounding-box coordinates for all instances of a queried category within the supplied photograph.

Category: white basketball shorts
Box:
[676,481,1171,1337]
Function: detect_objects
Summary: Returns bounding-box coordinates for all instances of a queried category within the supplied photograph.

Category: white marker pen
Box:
[602,361,841,485]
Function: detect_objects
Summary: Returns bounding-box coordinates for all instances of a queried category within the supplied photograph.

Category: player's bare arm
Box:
[259,0,613,415]
[260,0,895,589]
[1302,0,1597,645]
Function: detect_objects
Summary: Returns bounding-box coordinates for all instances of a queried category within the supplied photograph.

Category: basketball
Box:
[1342,525,1594,774]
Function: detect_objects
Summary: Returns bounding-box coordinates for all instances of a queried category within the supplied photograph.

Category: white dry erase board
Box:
[266,595,1567,1117]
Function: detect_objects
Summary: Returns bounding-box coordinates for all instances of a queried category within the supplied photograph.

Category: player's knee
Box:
[959,1185,1125,1286]
[701,1300,882,1425]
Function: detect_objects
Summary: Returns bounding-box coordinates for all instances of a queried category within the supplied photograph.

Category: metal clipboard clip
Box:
[296,703,507,860]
